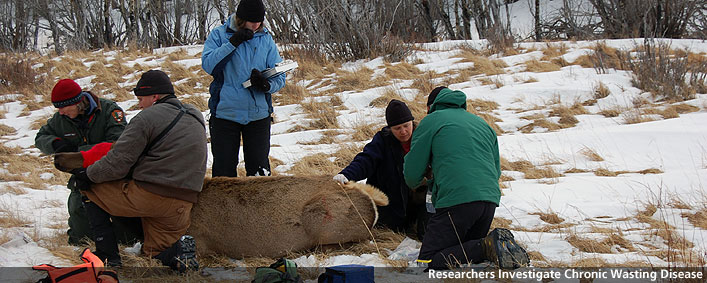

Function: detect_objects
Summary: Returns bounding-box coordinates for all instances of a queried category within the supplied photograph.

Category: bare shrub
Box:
[0,54,45,94]
[623,41,705,102]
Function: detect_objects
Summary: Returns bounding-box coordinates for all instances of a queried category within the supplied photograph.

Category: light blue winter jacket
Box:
[201,15,286,124]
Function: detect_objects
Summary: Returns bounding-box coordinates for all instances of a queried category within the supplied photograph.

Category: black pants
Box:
[210,116,271,177]
[418,201,496,270]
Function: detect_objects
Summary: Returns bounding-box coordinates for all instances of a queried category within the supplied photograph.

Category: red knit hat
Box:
[51,79,83,108]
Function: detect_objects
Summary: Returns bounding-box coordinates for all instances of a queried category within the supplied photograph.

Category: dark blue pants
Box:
[418,201,496,269]
[209,116,272,177]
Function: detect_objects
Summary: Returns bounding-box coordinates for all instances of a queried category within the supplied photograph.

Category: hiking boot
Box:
[154,235,199,273]
[482,228,529,269]
[173,235,199,273]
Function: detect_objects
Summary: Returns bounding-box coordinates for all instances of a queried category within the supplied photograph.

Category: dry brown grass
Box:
[524,59,561,73]
[623,109,657,124]
[518,118,563,133]
[369,88,404,108]
[300,100,340,130]
[564,168,590,174]
[181,95,208,112]
[0,202,32,228]
[335,67,379,92]
[410,71,441,96]
[681,208,707,229]
[598,108,622,117]
[351,120,382,142]
[286,153,338,176]
[504,158,564,181]
[540,43,567,61]
[566,233,634,254]
[0,124,16,136]
[593,168,619,177]
[467,99,499,112]
[530,211,564,224]
[275,83,309,105]
[490,217,512,230]
[667,103,700,114]
[580,147,604,161]
[456,48,507,76]
[383,61,421,80]
[594,82,611,99]
[635,202,695,254]
[331,143,365,169]
[1,184,27,195]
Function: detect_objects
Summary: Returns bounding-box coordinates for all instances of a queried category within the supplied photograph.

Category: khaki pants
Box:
[83,180,192,257]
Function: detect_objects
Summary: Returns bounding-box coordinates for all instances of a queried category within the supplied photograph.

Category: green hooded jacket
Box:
[403,88,501,209]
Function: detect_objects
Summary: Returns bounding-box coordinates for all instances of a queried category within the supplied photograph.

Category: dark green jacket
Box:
[35,93,127,189]
[403,88,501,209]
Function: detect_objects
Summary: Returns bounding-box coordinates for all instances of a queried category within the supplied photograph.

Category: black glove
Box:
[52,139,78,153]
[249,69,271,92]
[229,29,254,48]
[70,167,92,191]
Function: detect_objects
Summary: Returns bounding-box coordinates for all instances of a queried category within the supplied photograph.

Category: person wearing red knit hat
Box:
[35,79,143,262]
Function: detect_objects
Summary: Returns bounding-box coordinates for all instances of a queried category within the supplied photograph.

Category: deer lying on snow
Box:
[54,145,388,258]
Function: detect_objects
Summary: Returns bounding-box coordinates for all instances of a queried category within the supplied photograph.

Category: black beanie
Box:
[427,86,448,107]
[385,99,414,127]
[133,70,175,96]
[236,0,266,22]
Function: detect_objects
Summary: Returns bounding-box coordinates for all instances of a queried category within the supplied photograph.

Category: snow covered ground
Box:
[1,38,706,282]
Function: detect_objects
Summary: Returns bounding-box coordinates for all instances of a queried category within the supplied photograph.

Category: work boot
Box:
[154,235,199,273]
[481,228,529,269]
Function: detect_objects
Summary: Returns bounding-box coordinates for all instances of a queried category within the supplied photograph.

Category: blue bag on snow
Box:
[317,264,374,283]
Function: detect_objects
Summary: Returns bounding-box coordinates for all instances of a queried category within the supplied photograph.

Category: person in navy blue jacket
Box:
[334,100,428,239]
[201,0,286,177]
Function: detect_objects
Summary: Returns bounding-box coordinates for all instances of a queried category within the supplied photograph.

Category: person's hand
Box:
[52,138,78,153]
[229,29,254,48]
[249,69,271,92]
[333,174,349,185]
[70,168,92,191]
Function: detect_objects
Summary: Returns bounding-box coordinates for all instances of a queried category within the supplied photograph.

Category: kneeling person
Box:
[69,70,208,271]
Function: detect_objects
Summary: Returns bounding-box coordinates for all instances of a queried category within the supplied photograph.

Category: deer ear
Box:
[54,152,84,172]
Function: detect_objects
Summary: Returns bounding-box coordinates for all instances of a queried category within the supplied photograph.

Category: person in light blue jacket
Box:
[201,0,286,177]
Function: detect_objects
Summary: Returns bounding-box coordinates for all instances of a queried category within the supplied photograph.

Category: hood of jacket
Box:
[429,88,467,113]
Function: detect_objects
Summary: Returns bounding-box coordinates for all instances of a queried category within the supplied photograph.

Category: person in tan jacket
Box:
[68,70,207,272]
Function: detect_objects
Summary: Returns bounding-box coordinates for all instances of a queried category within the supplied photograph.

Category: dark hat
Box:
[236,0,266,22]
[385,99,414,127]
[51,79,83,108]
[427,86,448,107]
[133,70,174,96]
